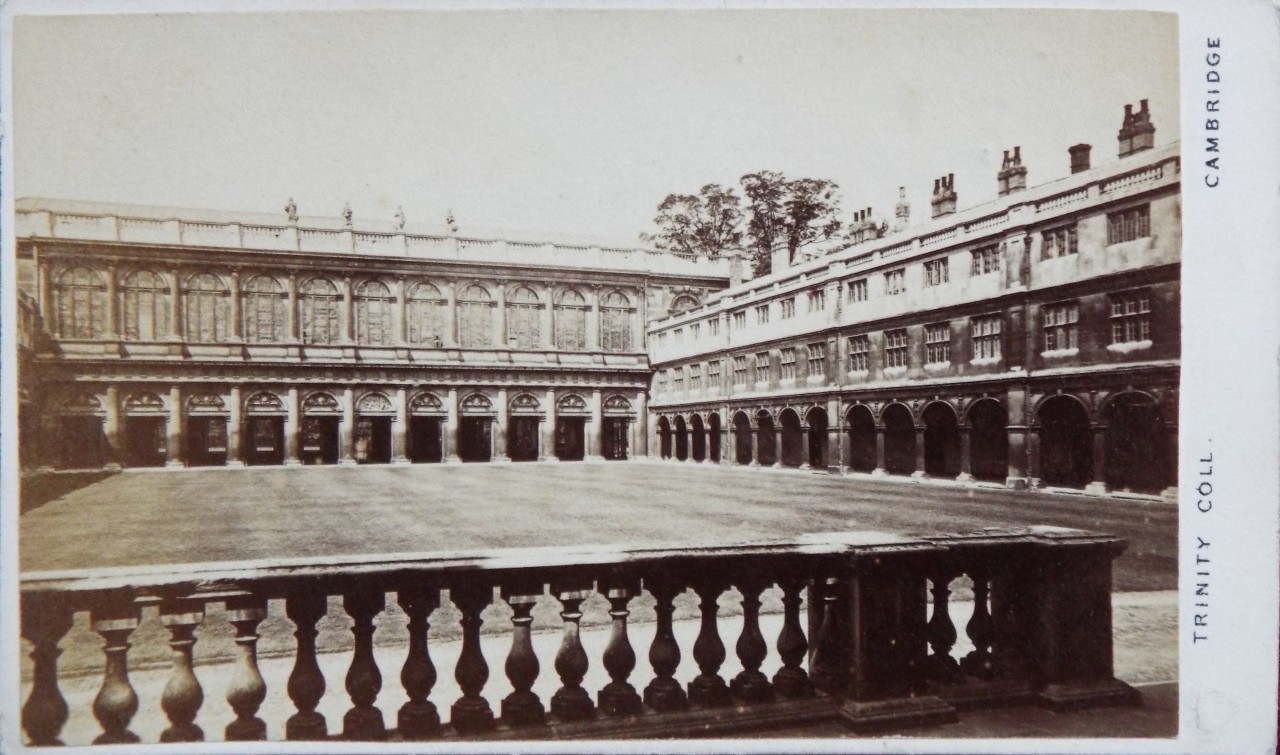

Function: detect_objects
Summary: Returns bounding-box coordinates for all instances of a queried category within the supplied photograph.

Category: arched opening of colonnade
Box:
[922,402,961,478]
[882,403,916,476]
[845,405,877,473]
[733,412,752,465]
[806,407,829,470]
[967,399,1009,482]
[1105,392,1172,493]
[707,413,722,463]
[756,411,777,467]
[779,409,804,468]
[657,416,672,459]
[672,415,689,461]
[1038,395,1091,488]
[690,414,707,462]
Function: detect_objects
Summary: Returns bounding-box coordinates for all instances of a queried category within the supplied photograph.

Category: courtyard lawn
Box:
[19,462,1176,590]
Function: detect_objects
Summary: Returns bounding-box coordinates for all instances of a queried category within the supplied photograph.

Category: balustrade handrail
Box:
[19,526,1139,745]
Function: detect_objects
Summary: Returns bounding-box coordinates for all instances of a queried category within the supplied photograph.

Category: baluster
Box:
[730,576,773,703]
[772,576,813,699]
[343,590,387,740]
[550,585,594,721]
[398,587,442,738]
[21,594,74,746]
[808,577,847,694]
[598,580,642,716]
[688,580,730,707]
[925,572,962,685]
[450,585,496,733]
[961,571,995,680]
[285,591,329,740]
[159,599,205,742]
[643,581,687,712]
[224,594,268,741]
[500,590,545,726]
[90,602,141,744]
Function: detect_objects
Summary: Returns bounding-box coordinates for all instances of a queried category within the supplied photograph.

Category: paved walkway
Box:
[20,463,1176,590]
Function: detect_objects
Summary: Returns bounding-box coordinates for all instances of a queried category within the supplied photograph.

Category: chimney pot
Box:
[1140,98,1149,113]
[1014,145,1021,160]
[1069,143,1093,174]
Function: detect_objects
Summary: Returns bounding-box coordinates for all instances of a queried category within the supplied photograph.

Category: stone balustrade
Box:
[19,526,1139,745]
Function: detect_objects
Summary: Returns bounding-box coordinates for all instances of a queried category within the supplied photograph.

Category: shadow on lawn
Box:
[20,469,118,515]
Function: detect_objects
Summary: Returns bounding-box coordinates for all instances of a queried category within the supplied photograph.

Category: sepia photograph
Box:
[5,1,1270,751]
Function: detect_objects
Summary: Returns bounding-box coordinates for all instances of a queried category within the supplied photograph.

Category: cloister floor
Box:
[20,461,1176,591]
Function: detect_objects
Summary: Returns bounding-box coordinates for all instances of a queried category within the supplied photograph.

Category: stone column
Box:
[165,385,184,468]
[445,387,461,463]
[494,388,510,462]
[587,389,604,460]
[541,388,556,462]
[1005,425,1029,489]
[285,387,301,466]
[957,427,974,483]
[635,390,649,458]
[1026,428,1042,489]
[539,285,554,348]
[719,406,732,466]
[444,280,459,348]
[749,422,759,467]
[773,426,783,469]
[1162,422,1179,499]
[286,272,299,342]
[37,253,53,330]
[911,427,927,479]
[104,264,119,339]
[394,277,406,346]
[392,387,409,464]
[168,268,183,340]
[227,386,244,466]
[340,277,354,344]
[494,285,508,348]
[229,269,243,342]
[1085,424,1109,495]
[872,426,887,476]
[587,287,601,351]
[103,386,122,469]
[339,387,356,464]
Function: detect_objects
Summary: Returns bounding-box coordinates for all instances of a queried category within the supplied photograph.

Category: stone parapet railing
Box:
[18,526,1140,745]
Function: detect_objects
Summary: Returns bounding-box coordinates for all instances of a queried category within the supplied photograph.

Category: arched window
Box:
[54,266,107,339]
[355,280,394,346]
[671,293,699,314]
[506,286,542,349]
[299,278,340,345]
[600,290,633,352]
[183,272,230,343]
[406,282,447,347]
[242,275,286,343]
[458,284,493,349]
[120,269,169,341]
[554,288,588,351]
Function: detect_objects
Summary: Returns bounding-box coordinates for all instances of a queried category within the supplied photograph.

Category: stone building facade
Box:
[647,106,1180,497]
[14,201,728,470]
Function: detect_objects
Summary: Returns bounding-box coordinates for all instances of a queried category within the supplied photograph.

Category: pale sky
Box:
[13,8,1179,246]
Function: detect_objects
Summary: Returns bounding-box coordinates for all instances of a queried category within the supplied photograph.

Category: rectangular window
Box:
[658,332,667,348]
[673,368,685,392]
[1110,290,1152,344]
[806,343,827,377]
[1042,225,1079,259]
[656,371,668,393]
[673,328,683,343]
[925,323,951,364]
[780,298,796,319]
[971,315,1003,360]
[754,352,770,383]
[808,290,827,312]
[1107,205,1151,244]
[884,328,908,368]
[885,269,906,295]
[755,304,770,325]
[848,335,870,373]
[924,259,949,287]
[970,245,1001,275]
[733,356,749,387]
[689,364,703,392]
[780,347,797,380]
[690,323,700,340]
[733,311,747,329]
[708,318,720,336]
[848,278,868,302]
[708,360,721,386]
[1043,301,1080,351]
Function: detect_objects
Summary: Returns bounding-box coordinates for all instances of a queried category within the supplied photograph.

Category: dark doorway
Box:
[1105,394,1168,493]
[300,416,340,465]
[408,417,443,463]
[922,403,961,478]
[187,416,228,467]
[1039,396,1091,488]
[555,417,586,461]
[882,404,916,475]
[847,406,877,473]
[673,416,689,461]
[245,416,285,466]
[657,416,672,459]
[968,400,1008,482]
[690,415,706,462]
[603,418,628,460]
[509,417,541,462]
[354,417,392,464]
[59,416,106,469]
[807,408,828,470]
[707,413,722,463]
[756,412,777,466]
[459,417,493,463]
[733,412,752,465]
[779,410,803,468]
[125,416,167,468]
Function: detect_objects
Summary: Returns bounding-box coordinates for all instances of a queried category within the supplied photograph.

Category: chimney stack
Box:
[930,174,957,219]
[894,186,910,232]
[1118,99,1156,157]
[997,146,1028,196]
[1069,143,1092,174]
[729,249,745,287]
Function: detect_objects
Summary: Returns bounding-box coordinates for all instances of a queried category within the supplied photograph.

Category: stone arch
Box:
[881,402,916,475]
[707,412,722,463]
[690,413,707,462]
[122,392,167,415]
[921,401,961,478]
[732,411,753,465]
[756,409,777,466]
[409,391,446,416]
[556,393,589,416]
[460,392,496,415]
[1031,391,1094,427]
[509,392,542,415]
[602,394,634,416]
[1038,394,1092,488]
[779,408,804,468]
[186,393,228,415]
[966,398,1008,482]
[805,406,829,470]
[845,404,877,473]
[301,391,341,415]
[672,414,689,461]
[1104,390,1170,493]
[244,390,286,415]
[657,415,673,459]
[356,391,395,415]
